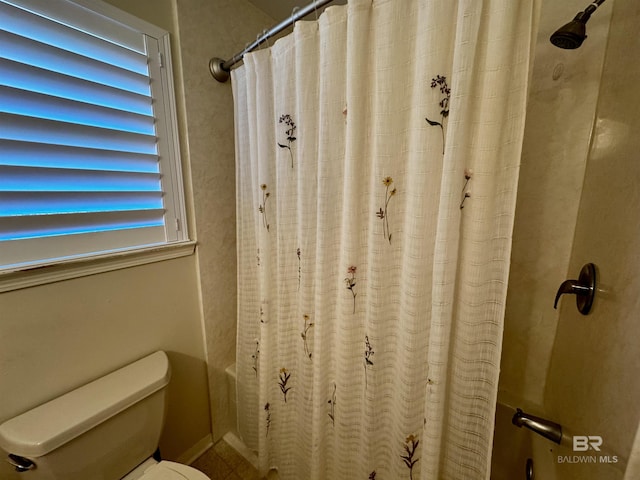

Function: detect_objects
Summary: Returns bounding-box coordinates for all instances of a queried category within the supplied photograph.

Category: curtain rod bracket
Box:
[209,57,230,83]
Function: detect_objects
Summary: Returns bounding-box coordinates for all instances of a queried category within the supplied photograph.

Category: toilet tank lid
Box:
[0,351,171,458]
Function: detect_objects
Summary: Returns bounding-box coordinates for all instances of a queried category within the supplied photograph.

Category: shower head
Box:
[550,13,588,49]
[550,0,606,49]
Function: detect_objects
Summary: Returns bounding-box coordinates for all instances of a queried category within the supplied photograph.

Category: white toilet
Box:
[0,351,211,480]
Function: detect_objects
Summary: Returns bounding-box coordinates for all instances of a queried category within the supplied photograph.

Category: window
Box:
[0,0,189,274]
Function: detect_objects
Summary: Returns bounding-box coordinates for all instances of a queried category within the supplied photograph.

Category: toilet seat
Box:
[136,461,211,480]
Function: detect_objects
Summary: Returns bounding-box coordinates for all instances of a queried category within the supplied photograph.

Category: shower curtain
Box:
[232,1,538,478]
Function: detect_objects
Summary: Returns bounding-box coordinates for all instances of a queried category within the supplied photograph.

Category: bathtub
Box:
[491,402,625,480]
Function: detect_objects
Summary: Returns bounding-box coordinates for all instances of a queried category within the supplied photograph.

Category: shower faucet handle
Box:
[553,263,596,315]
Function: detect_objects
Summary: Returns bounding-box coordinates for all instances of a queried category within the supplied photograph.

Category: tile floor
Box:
[190,439,266,480]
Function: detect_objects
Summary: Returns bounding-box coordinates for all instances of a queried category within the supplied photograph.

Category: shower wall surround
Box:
[545,0,640,474]
[497,0,640,477]
[499,0,612,408]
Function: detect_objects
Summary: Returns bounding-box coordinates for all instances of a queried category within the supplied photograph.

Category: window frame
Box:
[0,0,193,290]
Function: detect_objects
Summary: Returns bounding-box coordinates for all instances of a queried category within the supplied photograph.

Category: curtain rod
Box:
[209,0,335,83]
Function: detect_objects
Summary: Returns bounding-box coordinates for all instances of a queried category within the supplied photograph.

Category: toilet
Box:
[0,351,211,480]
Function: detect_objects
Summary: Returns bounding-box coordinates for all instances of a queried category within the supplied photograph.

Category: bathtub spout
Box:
[512,408,563,444]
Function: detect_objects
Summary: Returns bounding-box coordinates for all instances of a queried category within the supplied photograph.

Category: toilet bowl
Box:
[0,351,211,480]
[123,458,210,480]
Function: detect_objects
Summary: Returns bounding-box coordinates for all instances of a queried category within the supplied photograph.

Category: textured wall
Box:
[173,0,274,441]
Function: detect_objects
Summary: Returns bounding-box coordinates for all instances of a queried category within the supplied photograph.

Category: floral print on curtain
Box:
[425,75,451,154]
[277,114,297,169]
[376,177,396,243]
[232,0,538,479]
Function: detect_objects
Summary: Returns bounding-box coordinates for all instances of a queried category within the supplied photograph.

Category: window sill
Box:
[0,241,197,293]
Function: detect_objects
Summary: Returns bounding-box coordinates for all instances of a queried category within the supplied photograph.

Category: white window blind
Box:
[0,0,188,272]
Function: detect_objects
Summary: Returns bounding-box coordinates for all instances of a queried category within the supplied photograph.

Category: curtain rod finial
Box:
[209,57,230,83]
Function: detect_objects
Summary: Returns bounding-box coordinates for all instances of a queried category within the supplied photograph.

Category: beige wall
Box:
[173,0,273,441]
[0,257,210,479]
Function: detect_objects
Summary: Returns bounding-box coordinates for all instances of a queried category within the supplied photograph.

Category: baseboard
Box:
[177,433,214,465]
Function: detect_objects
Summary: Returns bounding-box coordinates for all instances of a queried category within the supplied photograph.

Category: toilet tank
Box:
[0,351,171,480]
